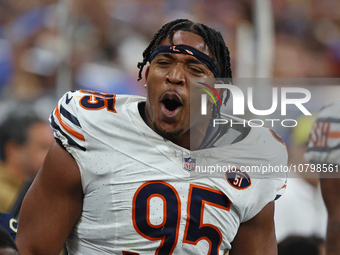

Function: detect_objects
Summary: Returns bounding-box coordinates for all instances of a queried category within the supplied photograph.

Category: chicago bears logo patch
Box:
[226,169,251,189]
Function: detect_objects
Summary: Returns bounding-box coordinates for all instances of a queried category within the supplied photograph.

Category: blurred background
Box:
[0,0,339,253]
[0,0,339,121]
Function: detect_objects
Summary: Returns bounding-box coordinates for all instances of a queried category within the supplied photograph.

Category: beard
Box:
[153,121,185,141]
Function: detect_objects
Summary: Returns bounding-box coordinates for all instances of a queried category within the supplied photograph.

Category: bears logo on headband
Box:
[148,44,221,78]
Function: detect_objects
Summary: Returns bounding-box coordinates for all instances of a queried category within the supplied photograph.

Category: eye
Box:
[191,68,203,73]
[157,60,171,66]
[189,66,205,74]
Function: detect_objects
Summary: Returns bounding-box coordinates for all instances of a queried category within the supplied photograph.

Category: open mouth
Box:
[160,93,183,118]
[161,98,183,111]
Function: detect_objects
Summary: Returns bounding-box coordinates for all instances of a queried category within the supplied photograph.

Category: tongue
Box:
[161,104,181,118]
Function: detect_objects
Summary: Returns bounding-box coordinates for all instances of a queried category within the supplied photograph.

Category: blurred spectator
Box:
[278,235,325,255]
[0,113,54,213]
[273,0,340,78]
[274,115,328,242]
[0,3,62,122]
[0,2,338,255]
[0,0,339,99]
[0,0,338,101]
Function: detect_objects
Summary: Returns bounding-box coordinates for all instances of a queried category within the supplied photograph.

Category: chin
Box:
[153,122,184,140]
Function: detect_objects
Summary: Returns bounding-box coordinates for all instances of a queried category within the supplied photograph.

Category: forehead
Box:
[160,30,212,57]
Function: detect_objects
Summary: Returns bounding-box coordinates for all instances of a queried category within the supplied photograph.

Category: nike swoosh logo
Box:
[66,93,73,104]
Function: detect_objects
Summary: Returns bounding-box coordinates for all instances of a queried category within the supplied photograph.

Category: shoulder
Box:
[208,114,288,174]
[205,116,288,222]
[55,90,144,116]
[50,90,145,152]
[213,114,288,158]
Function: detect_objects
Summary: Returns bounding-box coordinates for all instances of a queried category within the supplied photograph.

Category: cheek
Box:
[145,75,163,113]
[145,85,156,104]
[146,66,169,90]
[189,91,212,127]
[145,89,158,121]
[191,90,205,111]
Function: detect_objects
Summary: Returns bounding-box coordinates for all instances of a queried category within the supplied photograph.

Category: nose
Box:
[166,63,185,86]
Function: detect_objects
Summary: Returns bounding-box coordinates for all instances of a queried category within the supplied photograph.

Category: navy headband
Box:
[148,44,220,78]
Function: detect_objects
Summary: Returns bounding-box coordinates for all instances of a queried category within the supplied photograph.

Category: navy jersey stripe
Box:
[60,104,81,127]
[274,195,282,200]
[55,137,67,151]
[50,115,86,151]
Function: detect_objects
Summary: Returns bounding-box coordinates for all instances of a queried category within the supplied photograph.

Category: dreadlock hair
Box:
[137,19,233,117]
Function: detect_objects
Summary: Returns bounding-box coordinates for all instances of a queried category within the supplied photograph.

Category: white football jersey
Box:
[50,90,287,255]
[304,100,340,165]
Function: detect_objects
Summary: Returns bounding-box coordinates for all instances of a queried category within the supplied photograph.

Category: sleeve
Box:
[49,91,87,154]
[241,177,287,223]
[304,100,340,165]
[241,128,288,222]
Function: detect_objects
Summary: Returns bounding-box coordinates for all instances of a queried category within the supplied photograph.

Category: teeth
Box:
[161,92,182,104]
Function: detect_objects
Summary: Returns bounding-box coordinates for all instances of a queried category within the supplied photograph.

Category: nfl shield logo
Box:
[183,157,196,171]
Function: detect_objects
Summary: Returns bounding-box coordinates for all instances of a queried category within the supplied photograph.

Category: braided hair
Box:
[137,19,232,116]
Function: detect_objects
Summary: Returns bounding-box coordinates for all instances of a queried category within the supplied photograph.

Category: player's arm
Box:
[319,176,340,255]
[229,201,277,255]
[16,142,83,255]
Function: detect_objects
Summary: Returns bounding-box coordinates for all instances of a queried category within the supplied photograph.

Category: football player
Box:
[16,19,287,255]
[305,100,340,255]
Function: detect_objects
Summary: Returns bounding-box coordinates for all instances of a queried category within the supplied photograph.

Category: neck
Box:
[170,123,210,150]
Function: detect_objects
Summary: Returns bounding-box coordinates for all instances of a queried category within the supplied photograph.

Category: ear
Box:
[145,66,150,80]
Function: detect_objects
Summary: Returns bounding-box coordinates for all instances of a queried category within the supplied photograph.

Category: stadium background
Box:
[0,0,339,253]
